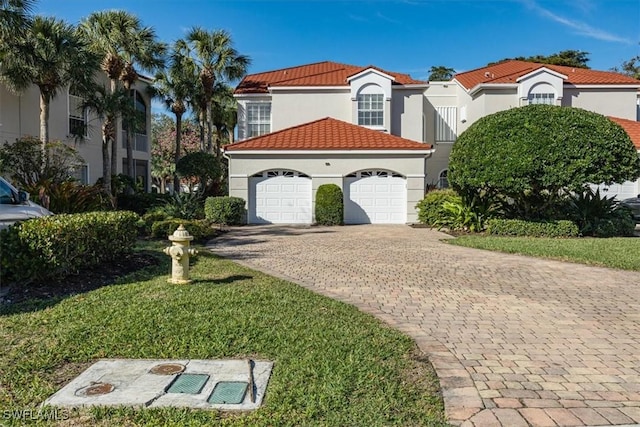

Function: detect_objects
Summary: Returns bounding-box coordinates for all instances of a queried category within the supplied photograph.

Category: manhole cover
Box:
[208,381,248,404]
[150,363,185,375]
[166,373,209,394]
[75,382,115,397]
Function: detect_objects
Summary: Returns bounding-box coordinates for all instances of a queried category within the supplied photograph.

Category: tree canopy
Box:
[491,50,590,69]
[449,105,640,218]
[611,55,640,80]
[428,66,455,81]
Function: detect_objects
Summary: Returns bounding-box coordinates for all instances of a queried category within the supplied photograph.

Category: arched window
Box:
[357,84,384,127]
[438,170,449,189]
[528,83,555,105]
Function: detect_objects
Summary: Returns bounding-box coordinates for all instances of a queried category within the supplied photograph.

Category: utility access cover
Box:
[44,359,273,410]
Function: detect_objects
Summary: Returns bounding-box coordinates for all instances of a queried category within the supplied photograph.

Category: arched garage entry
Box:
[249,169,312,224]
[344,169,406,224]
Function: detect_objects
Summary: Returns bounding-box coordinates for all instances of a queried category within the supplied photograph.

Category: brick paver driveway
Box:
[208,225,640,426]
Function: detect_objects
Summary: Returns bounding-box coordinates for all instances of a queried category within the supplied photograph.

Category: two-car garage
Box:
[225,118,432,225]
[248,169,408,225]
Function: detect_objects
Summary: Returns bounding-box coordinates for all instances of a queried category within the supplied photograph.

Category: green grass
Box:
[0,243,447,427]
[449,235,640,271]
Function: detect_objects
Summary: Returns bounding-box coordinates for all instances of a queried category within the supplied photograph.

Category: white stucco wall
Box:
[0,77,152,187]
[391,88,427,142]
[226,152,429,223]
[562,88,637,120]
[272,90,351,131]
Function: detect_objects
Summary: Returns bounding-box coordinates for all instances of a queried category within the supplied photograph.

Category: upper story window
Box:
[357,93,384,127]
[528,93,555,105]
[68,89,87,137]
[247,103,271,138]
[122,90,148,152]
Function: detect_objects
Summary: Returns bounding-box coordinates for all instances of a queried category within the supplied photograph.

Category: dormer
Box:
[348,67,394,131]
[516,67,567,105]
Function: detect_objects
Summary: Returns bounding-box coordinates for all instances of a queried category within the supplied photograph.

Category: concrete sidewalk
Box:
[208,225,640,427]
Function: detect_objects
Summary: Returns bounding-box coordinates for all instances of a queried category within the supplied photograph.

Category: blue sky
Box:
[37,0,639,81]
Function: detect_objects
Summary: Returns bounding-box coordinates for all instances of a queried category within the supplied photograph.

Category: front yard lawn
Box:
[449,235,640,271]
[0,243,447,426]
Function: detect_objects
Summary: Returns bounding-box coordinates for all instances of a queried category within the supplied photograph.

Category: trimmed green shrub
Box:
[205,196,245,225]
[415,189,461,226]
[486,219,579,238]
[0,211,139,284]
[151,219,213,241]
[315,184,344,226]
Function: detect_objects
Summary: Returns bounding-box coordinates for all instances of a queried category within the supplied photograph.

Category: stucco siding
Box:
[271,90,351,131]
[391,89,426,142]
[562,88,637,120]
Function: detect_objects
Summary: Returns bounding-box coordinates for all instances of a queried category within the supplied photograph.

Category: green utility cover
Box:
[166,373,209,394]
[208,381,248,404]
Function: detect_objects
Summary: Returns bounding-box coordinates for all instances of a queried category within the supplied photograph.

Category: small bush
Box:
[315,184,344,226]
[24,180,107,213]
[158,192,205,220]
[416,189,461,226]
[486,219,579,238]
[151,219,213,241]
[567,188,636,237]
[205,196,245,225]
[0,211,139,284]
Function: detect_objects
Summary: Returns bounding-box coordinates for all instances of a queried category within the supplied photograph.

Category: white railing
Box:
[121,131,148,152]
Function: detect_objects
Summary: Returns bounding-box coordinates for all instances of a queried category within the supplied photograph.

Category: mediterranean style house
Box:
[227,60,640,225]
[0,75,153,191]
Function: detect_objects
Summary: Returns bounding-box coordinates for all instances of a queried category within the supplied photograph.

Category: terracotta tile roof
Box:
[224,117,432,151]
[235,61,425,94]
[609,116,640,150]
[455,60,640,90]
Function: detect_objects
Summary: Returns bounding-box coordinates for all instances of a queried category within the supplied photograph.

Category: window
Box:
[122,90,148,152]
[122,159,148,192]
[68,90,87,137]
[73,165,89,185]
[435,107,457,142]
[357,93,384,127]
[528,93,555,105]
[247,103,271,137]
[438,170,449,189]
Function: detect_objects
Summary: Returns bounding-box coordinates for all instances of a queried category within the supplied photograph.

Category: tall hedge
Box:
[0,211,139,284]
[449,105,640,219]
[315,184,344,225]
[205,196,245,225]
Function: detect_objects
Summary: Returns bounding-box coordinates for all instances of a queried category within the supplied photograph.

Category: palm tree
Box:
[0,0,34,51]
[0,16,97,164]
[185,27,249,153]
[210,83,237,153]
[81,85,133,198]
[150,42,197,193]
[79,11,166,181]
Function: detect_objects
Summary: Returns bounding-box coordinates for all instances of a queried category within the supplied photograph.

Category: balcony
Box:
[121,131,148,152]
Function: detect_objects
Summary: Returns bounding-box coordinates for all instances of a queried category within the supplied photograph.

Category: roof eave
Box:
[225,149,434,155]
[469,83,518,96]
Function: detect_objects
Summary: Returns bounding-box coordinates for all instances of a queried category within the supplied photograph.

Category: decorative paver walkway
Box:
[208,225,640,426]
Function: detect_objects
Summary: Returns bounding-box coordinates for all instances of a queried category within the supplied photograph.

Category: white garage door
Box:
[344,170,406,224]
[249,170,312,224]
[591,180,640,201]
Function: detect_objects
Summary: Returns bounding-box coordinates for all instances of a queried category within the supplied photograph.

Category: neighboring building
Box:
[228,60,640,224]
[0,75,153,191]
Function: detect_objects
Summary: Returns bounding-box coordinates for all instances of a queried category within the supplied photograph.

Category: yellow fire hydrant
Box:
[163,225,198,284]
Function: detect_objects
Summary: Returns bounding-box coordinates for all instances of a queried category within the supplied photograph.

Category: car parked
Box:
[0,176,52,230]
[621,195,640,224]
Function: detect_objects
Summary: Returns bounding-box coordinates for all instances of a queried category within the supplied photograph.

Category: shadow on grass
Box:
[0,250,166,316]
[190,275,255,286]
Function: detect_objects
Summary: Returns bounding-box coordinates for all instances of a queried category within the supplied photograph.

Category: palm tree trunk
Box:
[109,78,119,185]
[38,92,49,172]
[198,110,206,151]
[206,103,213,153]
[173,113,183,194]
[125,87,135,195]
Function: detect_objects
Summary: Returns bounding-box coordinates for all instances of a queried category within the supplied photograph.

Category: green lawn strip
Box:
[449,235,640,271]
[0,246,447,427]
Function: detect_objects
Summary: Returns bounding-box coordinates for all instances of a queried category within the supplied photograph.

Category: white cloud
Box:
[521,0,632,44]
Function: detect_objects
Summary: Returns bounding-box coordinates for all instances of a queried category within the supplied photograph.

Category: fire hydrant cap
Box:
[168,224,194,241]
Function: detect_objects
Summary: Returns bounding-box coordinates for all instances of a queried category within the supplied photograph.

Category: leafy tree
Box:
[151,114,199,193]
[176,151,223,196]
[449,105,640,219]
[611,54,640,79]
[428,65,455,81]
[0,136,84,187]
[492,50,590,69]
[0,16,97,161]
[0,0,34,57]
[79,11,166,182]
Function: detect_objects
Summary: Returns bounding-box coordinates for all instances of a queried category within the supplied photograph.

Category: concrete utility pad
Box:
[44,359,273,411]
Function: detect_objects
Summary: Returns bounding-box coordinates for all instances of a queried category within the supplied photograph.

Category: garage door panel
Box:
[249,172,312,224]
[345,172,406,224]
